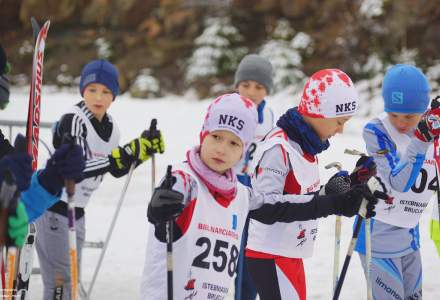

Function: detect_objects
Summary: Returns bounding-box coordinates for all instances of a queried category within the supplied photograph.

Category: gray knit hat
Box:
[234,54,273,93]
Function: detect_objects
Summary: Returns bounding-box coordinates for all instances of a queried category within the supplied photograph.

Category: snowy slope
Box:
[1,87,439,299]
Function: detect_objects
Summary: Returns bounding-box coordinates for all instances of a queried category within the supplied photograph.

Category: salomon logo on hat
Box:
[391,92,403,104]
[382,64,431,113]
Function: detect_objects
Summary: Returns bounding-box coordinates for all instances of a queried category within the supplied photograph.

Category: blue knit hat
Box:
[382,64,431,114]
[79,59,119,100]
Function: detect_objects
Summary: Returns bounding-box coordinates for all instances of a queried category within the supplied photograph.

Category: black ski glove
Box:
[322,170,351,195]
[333,185,376,218]
[350,155,377,186]
[332,176,388,218]
[147,166,184,224]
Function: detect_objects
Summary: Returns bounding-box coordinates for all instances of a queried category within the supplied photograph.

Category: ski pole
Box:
[150,119,157,193]
[333,176,382,300]
[87,119,158,299]
[86,163,136,299]
[332,213,364,300]
[430,97,440,245]
[59,134,79,300]
[344,149,372,300]
[162,166,174,300]
[0,169,19,300]
[325,162,343,294]
[146,120,173,299]
[65,178,78,300]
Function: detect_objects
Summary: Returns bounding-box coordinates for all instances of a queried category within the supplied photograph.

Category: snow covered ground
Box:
[2,86,439,299]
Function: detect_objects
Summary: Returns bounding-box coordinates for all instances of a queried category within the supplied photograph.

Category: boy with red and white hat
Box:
[245,69,372,299]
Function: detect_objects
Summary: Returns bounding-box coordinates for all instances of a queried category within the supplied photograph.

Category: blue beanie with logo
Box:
[382,64,431,114]
[79,59,119,100]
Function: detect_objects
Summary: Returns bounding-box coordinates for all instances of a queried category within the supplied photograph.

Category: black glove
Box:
[323,171,351,195]
[350,155,377,186]
[333,176,388,218]
[147,166,184,224]
[332,184,376,218]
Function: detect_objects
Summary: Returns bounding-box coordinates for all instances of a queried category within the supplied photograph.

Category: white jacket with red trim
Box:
[141,163,250,300]
[246,127,320,258]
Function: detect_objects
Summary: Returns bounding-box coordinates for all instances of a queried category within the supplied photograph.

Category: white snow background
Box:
[1,85,439,299]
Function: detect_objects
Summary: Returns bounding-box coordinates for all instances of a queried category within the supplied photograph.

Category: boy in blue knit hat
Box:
[353,64,437,299]
[35,59,165,299]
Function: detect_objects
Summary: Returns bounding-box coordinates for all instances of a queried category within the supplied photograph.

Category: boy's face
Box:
[83,83,113,121]
[387,112,422,134]
[200,130,243,174]
[237,80,267,106]
[305,115,352,141]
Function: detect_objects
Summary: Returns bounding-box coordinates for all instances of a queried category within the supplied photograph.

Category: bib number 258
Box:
[192,237,239,277]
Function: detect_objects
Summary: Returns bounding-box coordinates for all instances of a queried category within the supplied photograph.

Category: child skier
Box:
[142,92,384,300]
[244,68,375,300]
[354,64,436,299]
[35,59,165,299]
[0,44,84,248]
[234,54,274,185]
[233,54,274,300]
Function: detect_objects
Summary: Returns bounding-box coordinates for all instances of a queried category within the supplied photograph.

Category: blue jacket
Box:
[21,172,60,222]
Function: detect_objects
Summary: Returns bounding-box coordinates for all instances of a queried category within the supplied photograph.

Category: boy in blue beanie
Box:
[354,64,437,299]
[35,59,165,299]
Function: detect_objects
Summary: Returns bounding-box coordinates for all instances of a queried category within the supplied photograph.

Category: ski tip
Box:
[30,17,41,38]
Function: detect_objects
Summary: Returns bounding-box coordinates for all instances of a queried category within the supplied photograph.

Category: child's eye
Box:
[103,90,112,94]
[231,141,239,147]
[212,134,220,140]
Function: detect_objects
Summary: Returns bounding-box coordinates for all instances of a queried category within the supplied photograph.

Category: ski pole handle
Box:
[431,96,440,109]
[147,118,158,192]
[150,118,157,134]
[65,179,75,198]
